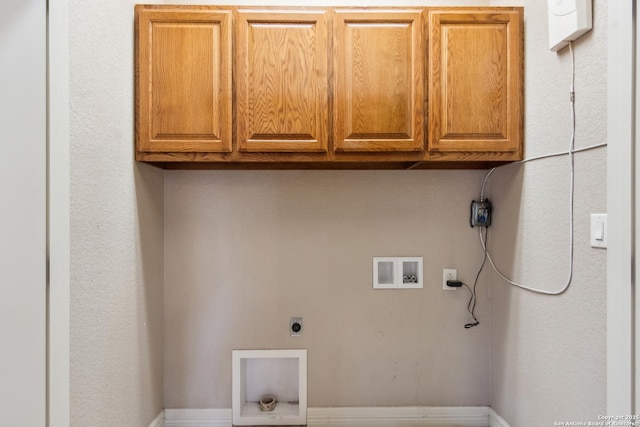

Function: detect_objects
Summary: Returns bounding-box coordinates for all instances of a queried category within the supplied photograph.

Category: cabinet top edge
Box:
[135,4,523,12]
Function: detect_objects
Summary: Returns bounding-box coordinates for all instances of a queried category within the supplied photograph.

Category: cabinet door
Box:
[236,10,329,152]
[428,9,523,158]
[334,10,425,152]
[136,8,232,154]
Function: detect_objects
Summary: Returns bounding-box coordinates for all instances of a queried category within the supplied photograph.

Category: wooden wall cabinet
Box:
[236,10,329,153]
[428,9,523,162]
[333,9,425,153]
[136,8,232,156]
[135,5,523,169]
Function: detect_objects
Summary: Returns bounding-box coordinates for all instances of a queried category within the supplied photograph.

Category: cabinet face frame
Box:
[235,10,329,153]
[333,9,426,152]
[428,9,523,159]
[136,7,233,154]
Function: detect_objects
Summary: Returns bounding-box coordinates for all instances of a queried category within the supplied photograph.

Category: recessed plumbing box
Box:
[373,257,423,289]
[232,349,307,425]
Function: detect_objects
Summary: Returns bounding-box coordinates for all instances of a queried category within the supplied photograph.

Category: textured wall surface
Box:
[69,1,165,426]
[488,0,607,425]
[164,170,492,408]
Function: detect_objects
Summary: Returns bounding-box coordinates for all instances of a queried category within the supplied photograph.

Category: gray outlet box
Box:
[470,200,492,228]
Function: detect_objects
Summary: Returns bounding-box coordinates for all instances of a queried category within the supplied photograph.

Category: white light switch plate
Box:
[590,213,607,249]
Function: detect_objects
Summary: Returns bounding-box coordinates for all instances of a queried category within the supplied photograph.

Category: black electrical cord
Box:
[462,283,478,328]
[463,227,489,329]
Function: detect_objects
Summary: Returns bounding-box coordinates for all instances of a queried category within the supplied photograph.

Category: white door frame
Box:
[48,0,71,425]
[607,0,635,416]
[0,0,47,424]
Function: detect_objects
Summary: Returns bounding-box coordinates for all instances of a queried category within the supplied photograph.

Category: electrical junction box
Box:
[470,200,491,228]
[548,0,592,51]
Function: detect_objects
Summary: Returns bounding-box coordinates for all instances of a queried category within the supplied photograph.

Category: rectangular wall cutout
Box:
[232,349,307,426]
[373,257,423,289]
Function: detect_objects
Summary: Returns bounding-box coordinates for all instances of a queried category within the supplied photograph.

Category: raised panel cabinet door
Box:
[136,7,232,154]
[236,10,329,152]
[334,10,425,152]
[428,9,523,158]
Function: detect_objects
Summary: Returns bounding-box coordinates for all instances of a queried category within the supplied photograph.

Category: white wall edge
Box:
[165,406,491,427]
[635,0,640,415]
[607,0,635,415]
[48,0,71,425]
[636,0,640,412]
[488,408,510,427]
[149,410,165,427]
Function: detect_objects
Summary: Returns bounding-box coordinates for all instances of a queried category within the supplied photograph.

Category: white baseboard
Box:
[489,408,511,427]
[165,408,231,427]
[309,406,489,425]
[164,406,493,426]
[149,410,165,427]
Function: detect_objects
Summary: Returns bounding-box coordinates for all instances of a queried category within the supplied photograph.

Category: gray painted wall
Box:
[489,0,607,425]
[69,1,165,426]
[164,170,492,408]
